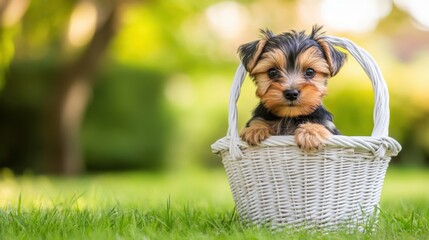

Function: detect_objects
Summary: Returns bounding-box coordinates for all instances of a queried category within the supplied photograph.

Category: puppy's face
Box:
[239,26,346,117]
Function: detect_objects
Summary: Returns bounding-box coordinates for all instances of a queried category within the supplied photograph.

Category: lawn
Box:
[0,167,428,239]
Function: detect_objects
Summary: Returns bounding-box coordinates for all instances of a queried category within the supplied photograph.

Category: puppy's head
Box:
[238,26,346,117]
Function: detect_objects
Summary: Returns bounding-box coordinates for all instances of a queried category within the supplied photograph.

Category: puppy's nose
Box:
[284,89,300,101]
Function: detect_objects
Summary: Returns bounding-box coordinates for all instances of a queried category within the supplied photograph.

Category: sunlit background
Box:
[1,0,429,176]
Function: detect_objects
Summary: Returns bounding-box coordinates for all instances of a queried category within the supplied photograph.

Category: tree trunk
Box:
[46,1,119,175]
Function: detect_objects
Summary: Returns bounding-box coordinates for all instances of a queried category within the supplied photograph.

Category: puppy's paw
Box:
[240,124,271,146]
[294,123,331,152]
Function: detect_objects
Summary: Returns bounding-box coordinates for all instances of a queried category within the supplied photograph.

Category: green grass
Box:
[0,167,428,239]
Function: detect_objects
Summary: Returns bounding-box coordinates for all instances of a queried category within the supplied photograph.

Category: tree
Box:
[46,0,120,174]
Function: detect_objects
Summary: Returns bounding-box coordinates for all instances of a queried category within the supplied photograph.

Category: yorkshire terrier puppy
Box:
[239,26,346,151]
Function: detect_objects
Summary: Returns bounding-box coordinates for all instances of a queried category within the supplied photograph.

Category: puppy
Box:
[239,26,346,151]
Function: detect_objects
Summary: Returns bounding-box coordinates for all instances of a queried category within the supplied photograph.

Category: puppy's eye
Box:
[304,68,316,78]
[267,68,279,79]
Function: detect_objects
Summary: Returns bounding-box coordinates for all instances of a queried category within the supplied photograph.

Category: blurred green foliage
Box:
[0,58,53,170]
[0,0,429,173]
[83,65,170,170]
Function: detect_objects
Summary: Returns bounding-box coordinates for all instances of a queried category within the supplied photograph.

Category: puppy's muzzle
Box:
[283,89,300,101]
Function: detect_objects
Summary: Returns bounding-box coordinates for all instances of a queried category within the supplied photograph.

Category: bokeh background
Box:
[1,0,428,175]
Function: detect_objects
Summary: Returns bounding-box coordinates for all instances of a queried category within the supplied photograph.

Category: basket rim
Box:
[220,35,402,160]
[211,135,401,158]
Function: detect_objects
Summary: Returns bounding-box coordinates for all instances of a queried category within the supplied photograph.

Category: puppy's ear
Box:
[311,26,347,77]
[238,29,273,73]
[316,38,347,76]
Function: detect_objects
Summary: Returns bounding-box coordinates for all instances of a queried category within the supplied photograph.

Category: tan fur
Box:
[239,30,340,150]
[240,118,273,146]
[251,49,287,76]
[252,47,329,118]
[246,39,267,72]
[253,73,272,97]
[315,39,337,76]
[294,123,331,151]
[297,47,330,78]
[262,83,324,117]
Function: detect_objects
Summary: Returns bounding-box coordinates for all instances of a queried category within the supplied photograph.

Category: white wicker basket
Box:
[211,36,401,230]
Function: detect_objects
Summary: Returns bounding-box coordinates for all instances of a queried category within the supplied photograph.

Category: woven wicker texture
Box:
[211,36,401,229]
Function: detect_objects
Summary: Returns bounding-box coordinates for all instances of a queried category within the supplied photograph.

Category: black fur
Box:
[266,32,322,72]
[241,26,344,137]
[238,29,276,72]
[320,39,346,76]
[238,26,347,77]
[238,40,260,72]
[247,103,340,135]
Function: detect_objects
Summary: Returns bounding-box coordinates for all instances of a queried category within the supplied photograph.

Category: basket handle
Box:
[226,36,390,159]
